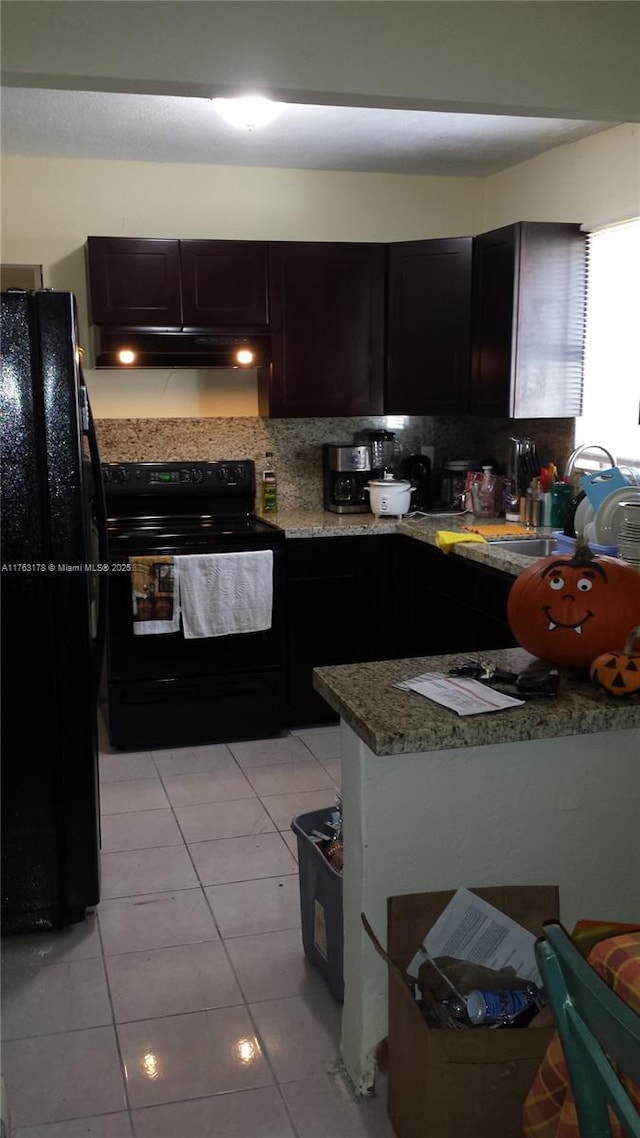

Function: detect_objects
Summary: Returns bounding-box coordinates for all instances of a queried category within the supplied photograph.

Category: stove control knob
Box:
[192,469,203,483]
[218,465,229,481]
[179,469,191,482]
[115,467,129,483]
[233,465,245,483]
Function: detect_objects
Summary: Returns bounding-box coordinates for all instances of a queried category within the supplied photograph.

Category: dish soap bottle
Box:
[262,452,277,513]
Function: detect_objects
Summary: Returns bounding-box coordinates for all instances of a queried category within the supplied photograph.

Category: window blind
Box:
[575,218,640,466]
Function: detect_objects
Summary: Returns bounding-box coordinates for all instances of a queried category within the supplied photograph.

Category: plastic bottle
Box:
[262,452,277,513]
[466,987,539,1024]
[438,996,470,1024]
[503,478,521,523]
[550,481,574,529]
[438,986,541,1026]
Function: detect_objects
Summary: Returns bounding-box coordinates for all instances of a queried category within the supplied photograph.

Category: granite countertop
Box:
[260,507,552,576]
[258,507,399,538]
[313,646,640,756]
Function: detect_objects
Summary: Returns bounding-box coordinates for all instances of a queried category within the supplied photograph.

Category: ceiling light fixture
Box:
[212,94,283,131]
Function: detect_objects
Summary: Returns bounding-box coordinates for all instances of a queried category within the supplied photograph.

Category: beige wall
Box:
[482,123,640,231]
[1,156,481,417]
[2,123,638,418]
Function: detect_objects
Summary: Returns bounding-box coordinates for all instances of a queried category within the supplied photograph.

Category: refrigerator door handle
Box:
[84,377,109,700]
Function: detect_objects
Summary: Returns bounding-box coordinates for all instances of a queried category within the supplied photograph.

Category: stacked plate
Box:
[592,486,640,542]
[574,495,595,538]
[617,500,640,569]
[573,475,640,566]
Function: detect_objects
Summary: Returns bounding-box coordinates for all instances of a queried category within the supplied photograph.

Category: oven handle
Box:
[84,374,109,700]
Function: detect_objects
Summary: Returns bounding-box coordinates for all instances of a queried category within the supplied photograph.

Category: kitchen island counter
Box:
[314,646,640,756]
[313,648,640,1093]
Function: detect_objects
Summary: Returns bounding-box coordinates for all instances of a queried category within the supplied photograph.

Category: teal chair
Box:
[535,921,640,1137]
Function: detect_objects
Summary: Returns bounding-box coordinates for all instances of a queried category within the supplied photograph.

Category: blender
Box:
[355,429,397,477]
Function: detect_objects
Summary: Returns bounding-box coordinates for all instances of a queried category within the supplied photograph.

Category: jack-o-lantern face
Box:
[538,559,603,636]
[590,625,640,697]
[507,550,640,668]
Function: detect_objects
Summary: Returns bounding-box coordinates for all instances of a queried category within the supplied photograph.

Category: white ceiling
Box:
[0,87,614,178]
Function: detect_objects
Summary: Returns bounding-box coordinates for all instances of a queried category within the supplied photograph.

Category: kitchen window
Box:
[575,218,640,468]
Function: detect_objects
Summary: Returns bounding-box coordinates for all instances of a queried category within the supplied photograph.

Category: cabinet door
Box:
[265,243,385,417]
[438,555,517,652]
[470,226,516,417]
[471,222,586,418]
[86,237,182,327]
[286,535,405,726]
[406,540,517,656]
[179,240,269,327]
[387,238,472,414]
[286,538,361,725]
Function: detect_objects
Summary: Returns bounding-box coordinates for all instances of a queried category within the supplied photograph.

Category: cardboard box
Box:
[368,884,559,1138]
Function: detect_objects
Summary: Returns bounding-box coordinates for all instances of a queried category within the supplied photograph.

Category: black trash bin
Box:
[291,806,344,1002]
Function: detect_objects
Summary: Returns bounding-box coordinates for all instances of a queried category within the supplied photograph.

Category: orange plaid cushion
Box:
[522,932,640,1138]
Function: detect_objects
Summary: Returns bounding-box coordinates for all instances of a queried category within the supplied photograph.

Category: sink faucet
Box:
[564,443,615,481]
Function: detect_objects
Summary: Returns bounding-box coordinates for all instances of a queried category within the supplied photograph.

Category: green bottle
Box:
[262,452,277,512]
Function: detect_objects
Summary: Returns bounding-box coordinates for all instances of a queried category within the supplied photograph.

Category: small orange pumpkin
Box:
[590,625,640,697]
[507,543,640,669]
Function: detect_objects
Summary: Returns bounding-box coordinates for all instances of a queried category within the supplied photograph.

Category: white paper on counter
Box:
[397,671,525,716]
[407,887,540,985]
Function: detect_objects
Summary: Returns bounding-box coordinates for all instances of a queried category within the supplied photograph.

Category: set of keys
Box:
[448,658,560,699]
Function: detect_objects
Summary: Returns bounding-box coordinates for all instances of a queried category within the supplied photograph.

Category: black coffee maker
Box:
[400,454,432,512]
[322,444,372,514]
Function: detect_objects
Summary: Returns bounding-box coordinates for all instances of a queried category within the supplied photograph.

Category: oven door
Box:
[104,529,286,748]
[107,534,285,682]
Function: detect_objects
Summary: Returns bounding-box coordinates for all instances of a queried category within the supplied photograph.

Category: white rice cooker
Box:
[366,475,412,517]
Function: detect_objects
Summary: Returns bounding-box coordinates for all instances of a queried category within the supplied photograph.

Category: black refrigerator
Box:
[1,290,108,933]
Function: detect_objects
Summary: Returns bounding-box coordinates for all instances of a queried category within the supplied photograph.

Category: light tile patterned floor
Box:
[1,725,394,1138]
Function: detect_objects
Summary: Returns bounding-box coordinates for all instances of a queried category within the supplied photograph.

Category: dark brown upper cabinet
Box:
[470,222,586,418]
[86,236,269,329]
[179,240,268,328]
[386,237,472,415]
[86,237,182,327]
[262,242,385,417]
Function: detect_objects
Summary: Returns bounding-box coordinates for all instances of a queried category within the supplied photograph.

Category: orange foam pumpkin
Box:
[590,625,640,697]
[507,545,640,669]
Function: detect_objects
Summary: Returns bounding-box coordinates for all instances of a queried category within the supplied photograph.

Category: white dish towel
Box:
[175,550,274,639]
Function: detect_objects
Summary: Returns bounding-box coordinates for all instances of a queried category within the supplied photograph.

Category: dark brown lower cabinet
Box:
[285,535,517,727]
[285,535,405,725]
[404,539,517,656]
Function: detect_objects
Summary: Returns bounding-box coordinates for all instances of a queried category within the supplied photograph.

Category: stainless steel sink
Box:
[486,537,557,557]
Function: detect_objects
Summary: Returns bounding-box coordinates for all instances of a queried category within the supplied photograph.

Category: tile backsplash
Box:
[96,415,576,511]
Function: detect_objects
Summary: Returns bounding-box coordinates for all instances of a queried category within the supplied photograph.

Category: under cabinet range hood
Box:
[91,327,271,369]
